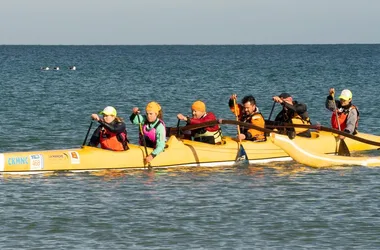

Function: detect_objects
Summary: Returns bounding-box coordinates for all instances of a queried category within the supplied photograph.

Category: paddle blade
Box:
[234,145,249,168]
[338,139,351,156]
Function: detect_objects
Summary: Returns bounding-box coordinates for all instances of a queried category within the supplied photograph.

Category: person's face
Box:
[242,101,255,115]
[103,114,115,123]
[146,111,158,123]
[340,98,351,106]
[192,109,204,119]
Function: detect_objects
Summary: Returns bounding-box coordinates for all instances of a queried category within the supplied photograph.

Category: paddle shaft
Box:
[137,114,150,167]
[82,121,94,146]
[267,101,276,121]
[167,120,219,136]
[176,119,181,137]
[331,93,350,156]
[332,95,342,131]
[233,99,242,143]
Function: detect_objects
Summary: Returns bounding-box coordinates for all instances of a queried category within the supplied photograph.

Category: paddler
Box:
[270,93,311,138]
[130,101,166,164]
[177,100,223,144]
[326,88,359,138]
[226,94,266,142]
[88,106,129,151]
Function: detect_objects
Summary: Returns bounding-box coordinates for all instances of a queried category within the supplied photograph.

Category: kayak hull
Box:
[1,131,380,174]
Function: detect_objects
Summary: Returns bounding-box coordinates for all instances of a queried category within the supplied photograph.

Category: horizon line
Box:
[1,43,380,46]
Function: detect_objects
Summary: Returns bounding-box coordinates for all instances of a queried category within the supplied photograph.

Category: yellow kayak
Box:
[270,132,380,168]
[1,130,380,174]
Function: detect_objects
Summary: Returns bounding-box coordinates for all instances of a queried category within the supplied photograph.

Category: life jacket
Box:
[330,104,359,134]
[240,110,266,141]
[276,100,311,135]
[193,127,223,144]
[191,113,222,144]
[291,114,311,135]
[99,128,129,151]
[140,119,166,148]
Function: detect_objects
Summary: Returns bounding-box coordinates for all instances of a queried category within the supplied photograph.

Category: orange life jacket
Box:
[99,128,128,151]
[330,104,359,132]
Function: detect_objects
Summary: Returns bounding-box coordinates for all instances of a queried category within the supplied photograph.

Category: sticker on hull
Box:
[69,151,80,164]
[30,154,44,170]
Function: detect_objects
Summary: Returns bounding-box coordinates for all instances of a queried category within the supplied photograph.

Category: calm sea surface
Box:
[1,45,380,249]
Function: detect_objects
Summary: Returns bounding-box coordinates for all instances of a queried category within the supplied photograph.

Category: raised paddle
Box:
[176,119,181,137]
[82,121,94,147]
[232,99,249,167]
[137,113,151,168]
[332,93,350,156]
[267,101,276,121]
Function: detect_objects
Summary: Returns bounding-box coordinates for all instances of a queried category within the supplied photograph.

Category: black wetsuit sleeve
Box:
[88,126,102,147]
[283,102,308,115]
[129,113,136,123]
[98,120,126,134]
[228,98,234,108]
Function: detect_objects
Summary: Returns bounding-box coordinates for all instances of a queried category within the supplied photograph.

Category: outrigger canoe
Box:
[1,125,380,174]
[270,132,380,168]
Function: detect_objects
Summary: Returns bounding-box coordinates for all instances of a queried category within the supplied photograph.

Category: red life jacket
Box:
[330,104,359,132]
[99,128,128,151]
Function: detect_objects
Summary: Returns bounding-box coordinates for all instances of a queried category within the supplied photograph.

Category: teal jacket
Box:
[130,114,166,156]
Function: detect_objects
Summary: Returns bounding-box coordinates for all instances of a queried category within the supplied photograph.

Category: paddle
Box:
[82,121,94,147]
[232,99,249,167]
[265,123,380,148]
[167,120,219,137]
[331,94,350,156]
[176,119,181,137]
[267,101,276,121]
[137,113,150,168]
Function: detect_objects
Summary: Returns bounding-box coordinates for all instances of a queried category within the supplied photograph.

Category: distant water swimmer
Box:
[69,66,76,70]
[40,67,50,70]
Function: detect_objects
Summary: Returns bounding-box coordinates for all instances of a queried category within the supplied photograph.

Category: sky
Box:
[1,0,379,45]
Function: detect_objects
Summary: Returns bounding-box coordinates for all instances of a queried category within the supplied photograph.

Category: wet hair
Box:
[241,95,256,105]
[158,110,163,120]
[115,116,124,122]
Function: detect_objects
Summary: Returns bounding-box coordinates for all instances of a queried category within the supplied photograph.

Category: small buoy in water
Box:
[41,67,49,70]
[53,67,60,70]
[69,66,76,70]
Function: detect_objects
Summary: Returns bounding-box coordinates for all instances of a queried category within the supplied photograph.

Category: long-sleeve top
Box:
[130,113,166,156]
[325,95,359,134]
[275,101,310,123]
[187,112,220,132]
[88,120,126,147]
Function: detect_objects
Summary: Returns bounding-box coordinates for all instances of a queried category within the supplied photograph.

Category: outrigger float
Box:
[1,120,380,174]
[271,132,380,168]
